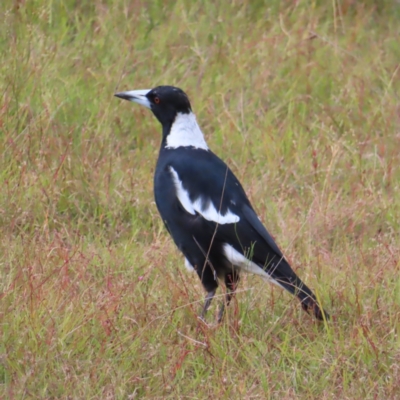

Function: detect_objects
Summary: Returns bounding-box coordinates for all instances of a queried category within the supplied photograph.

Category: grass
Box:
[1,0,400,398]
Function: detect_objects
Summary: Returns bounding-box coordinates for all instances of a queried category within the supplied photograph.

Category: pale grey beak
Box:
[114,89,152,109]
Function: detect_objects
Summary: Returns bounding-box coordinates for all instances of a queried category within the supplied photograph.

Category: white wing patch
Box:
[184,258,195,272]
[222,244,283,288]
[166,112,209,150]
[169,167,240,225]
[169,167,196,214]
[196,200,240,224]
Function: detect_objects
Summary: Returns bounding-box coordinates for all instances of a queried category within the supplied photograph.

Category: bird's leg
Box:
[217,291,233,323]
[218,273,239,323]
[200,288,217,321]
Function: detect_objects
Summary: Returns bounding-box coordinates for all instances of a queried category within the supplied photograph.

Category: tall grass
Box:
[1,0,400,398]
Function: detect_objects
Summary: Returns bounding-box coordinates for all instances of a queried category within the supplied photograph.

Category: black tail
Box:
[298,289,330,321]
[268,258,330,321]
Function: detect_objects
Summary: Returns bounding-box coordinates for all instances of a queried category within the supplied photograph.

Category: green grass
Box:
[1,0,400,398]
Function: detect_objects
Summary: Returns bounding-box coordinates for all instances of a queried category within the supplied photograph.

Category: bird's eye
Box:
[154,96,160,104]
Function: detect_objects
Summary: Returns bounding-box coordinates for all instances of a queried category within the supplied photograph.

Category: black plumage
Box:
[115,85,329,322]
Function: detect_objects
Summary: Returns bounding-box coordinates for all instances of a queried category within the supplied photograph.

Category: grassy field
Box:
[1,0,400,398]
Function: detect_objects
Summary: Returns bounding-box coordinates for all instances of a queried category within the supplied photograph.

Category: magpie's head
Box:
[115,85,192,127]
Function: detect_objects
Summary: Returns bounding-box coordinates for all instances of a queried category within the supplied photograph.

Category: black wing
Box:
[162,148,286,267]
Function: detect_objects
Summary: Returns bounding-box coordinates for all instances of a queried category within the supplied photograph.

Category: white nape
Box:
[169,167,240,225]
[222,243,283,288]
[184,258,195,272]
[166,112,209,150]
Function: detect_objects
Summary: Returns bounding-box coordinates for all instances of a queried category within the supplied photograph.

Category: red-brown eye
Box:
[154,96,160,104]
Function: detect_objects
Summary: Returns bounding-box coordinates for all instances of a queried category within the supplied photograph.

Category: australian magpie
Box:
[115,85,329,322]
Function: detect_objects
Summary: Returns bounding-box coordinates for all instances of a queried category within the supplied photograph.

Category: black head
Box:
[115,85,192,127]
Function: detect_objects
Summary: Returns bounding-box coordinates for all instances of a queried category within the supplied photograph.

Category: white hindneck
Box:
[165,112,209,150]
